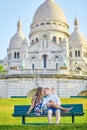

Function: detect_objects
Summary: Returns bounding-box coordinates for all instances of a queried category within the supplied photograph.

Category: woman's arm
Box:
[27,99,35,114]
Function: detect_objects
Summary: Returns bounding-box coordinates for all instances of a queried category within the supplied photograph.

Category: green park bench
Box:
[70,96,87,98]
[11,96,27,98]
[12,104,84,124]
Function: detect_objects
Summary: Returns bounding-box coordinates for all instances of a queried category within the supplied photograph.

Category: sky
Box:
[0,0,87,60]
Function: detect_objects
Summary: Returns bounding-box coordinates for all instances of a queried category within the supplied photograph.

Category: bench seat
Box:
[12,104,84,124]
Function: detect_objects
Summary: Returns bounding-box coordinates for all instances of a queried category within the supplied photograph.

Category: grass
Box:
[0,98,87,129]
[0,124,87,130]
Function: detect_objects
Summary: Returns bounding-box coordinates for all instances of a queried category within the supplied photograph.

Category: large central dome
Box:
[33,0,67,24]
[29,0,69,44]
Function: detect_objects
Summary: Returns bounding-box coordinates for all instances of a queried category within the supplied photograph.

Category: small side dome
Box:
[70,29,87,43]
[69,18,87,45]
[9,20,28,48]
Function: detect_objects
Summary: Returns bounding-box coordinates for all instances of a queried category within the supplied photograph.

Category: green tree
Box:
[0,65,5,73]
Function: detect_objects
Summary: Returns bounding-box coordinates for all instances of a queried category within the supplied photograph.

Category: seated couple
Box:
[27,87,73,124]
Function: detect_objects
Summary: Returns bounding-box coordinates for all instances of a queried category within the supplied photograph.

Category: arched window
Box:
[17,52,19,59]
[36,38,39,42]
[14,52,16,59]
[53,36,56,42]
[31,57,35,62]
[56,63,58,70]
[14,52,20,59]
[75,50,80,57]
[32,63,35,70]
[32,40,34,44]
[55,56,59,61]
[43,55,47,68]
[63,38,66,42]
[59,37,62,42]
[75,51,77,57]
[43,35,48,48]
[76,67,81,71]
[46,22,50,25]
[78,51,80,57]
[55,56,59,58]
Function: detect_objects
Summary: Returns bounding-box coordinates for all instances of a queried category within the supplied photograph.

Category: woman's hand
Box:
[26,111,30,114]
[26,99,35,114]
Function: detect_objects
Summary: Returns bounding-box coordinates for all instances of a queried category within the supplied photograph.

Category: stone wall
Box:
[0,73,87,98]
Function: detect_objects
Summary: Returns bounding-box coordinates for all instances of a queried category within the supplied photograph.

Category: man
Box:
[43,87,73,124]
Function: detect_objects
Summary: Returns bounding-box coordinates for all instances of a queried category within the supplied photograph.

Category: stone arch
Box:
[53,36,56,42]
[28,54,38,69]
[51,54,62,61]
[51,54,63,69]
[27,88,37,97]
[72,80,87,96]
[77,90,87,96]
[29,54,38,62]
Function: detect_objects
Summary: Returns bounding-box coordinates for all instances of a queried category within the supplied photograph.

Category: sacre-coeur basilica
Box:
[0,0,87,98]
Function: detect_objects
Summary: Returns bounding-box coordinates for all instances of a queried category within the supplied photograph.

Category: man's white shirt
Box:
[43,94,61,106]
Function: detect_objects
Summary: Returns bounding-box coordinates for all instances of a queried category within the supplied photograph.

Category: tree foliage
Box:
[0,65,5,73]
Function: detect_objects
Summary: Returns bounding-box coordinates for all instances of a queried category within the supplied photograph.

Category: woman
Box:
[27,87,45,116]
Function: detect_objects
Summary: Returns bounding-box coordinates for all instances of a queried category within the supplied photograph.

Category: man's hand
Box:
[47,100,57,108]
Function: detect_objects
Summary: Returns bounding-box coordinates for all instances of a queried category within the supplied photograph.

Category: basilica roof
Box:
[33,0,67,24]
[9,20,28,48]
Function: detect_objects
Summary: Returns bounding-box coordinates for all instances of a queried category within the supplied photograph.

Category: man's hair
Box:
[51,87,55,90]
[44,87,50,90]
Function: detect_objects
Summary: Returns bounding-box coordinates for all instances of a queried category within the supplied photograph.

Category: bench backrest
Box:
[11,96,27,98]
[70,96,87,98]
[13,104,84,116]
[61,104,83,113]
[13,105,33,115]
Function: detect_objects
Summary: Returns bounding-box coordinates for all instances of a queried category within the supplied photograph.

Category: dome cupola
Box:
[69,18,87,46]
[9,19,28,49]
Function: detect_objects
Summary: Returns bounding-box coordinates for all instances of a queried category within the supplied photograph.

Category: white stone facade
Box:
[0,0,87,97]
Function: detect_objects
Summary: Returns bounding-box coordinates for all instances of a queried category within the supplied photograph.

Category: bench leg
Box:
[72,115,74,123]
[22,116,25,124]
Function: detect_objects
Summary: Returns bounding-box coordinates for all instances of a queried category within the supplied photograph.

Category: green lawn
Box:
[0,98,87,130]
[0,124,87,130]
